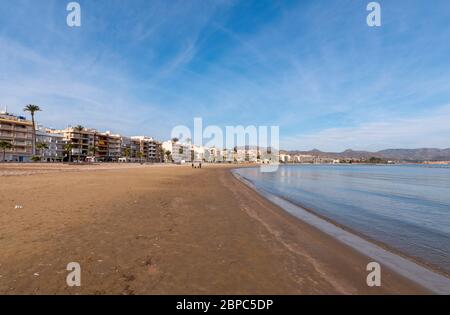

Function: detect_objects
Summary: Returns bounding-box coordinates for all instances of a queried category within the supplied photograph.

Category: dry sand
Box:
[0,163,428,294]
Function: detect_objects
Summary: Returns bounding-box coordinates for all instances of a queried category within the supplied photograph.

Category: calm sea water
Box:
[235,164,450,274]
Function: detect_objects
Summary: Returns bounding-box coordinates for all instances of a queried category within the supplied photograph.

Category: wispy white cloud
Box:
[281,105,450,151]
[1,0,450,149]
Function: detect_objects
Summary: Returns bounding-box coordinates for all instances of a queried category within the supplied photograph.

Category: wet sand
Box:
[0,164,428,294]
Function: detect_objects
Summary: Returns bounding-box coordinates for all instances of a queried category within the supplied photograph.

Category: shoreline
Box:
[232,169,450,294]
[234,166,450,278]
[0,164,432,294]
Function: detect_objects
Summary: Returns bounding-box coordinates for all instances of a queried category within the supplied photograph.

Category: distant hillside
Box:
[283,148,450,162]
[377,148,450,161]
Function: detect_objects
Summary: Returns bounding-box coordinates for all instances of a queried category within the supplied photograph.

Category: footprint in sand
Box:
[142,257,160,275]
[122,274,136,282]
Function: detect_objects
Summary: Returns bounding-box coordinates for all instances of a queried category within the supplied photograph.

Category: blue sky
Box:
[1,0,450,151]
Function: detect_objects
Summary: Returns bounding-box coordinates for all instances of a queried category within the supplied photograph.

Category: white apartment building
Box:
[161,140,172,162]
[233,146,260,163]
[236,149,246,162]
[205,147,220,163]
[259,148,278,163]
[221,148,234,162]
[162,140,191,163]
[279,154,291,163]
[247,148,259,163]
[293,154,315,163]
[36,128,65,161]
[192,145,205,162]
[204,147,264,163]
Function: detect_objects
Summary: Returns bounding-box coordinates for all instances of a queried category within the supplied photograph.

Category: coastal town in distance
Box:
[2,0,450,303]
[2,107,449,166]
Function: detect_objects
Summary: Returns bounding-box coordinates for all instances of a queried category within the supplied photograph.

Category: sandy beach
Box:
[0,163,428,294]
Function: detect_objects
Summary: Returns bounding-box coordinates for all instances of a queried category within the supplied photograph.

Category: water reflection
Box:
[235,164,450,273]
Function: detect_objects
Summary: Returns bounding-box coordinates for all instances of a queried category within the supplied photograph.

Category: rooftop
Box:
[0,112,32,125]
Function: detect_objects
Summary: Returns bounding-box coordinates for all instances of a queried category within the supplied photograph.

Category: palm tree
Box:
[0,140,13,162]
[89,144,98,159]
[73,125,84,163]
[159,147,165,163]
[23,104,41,156]
[165,150,172,163]
[136,151,144,164]
[64,143,74,163]
[123,147,131,162]
[36,142,49,162]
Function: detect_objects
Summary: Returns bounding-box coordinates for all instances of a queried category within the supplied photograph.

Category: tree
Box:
[36,142,49,162]
[165,150,172,163]
[23,104,41,156]
[123,147,131,162]
[172,137,179,143]
[30,156,41,162]
[73,125,84,162]
[136,151,144,164]
[368,157,386,164]
[64,143,74,163]
[89,144,98,160]
[159,147,165,163]
[0,140,13,162]
[90,131,98,160]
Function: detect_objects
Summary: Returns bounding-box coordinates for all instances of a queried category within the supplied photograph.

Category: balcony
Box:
[14,148,32,154]
[72,142,89,147]
[13,141,30,146]
[71,135,90,140]
[14,125,29,130]
[14,133,30,140]
[0,132,14,138]
[0,125,13,130]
